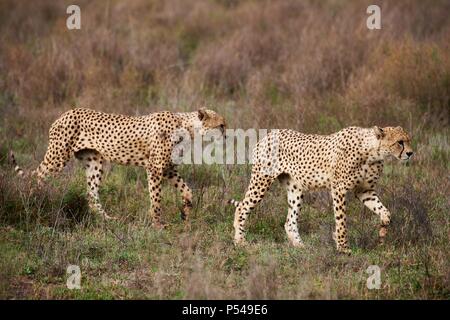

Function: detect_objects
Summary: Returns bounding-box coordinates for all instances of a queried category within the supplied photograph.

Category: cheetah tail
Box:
[228,199,241,208]
[9,151,24,176]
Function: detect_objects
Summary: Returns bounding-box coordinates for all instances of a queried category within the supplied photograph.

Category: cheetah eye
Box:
[398,140,404,146]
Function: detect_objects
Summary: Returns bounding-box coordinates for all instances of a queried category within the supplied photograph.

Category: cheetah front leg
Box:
[163,166,193,221]
[355,189,391,242]
[331,186,351,254]
[146,166,165,229]
[283,178,305,248]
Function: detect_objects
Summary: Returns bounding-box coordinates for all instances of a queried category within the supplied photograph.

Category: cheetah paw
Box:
[337,247,352,255]
[103,213,117,220]
[152,222,168,230]
[233,238,248,247]
[379,226,388,238]
[291,240,305,248]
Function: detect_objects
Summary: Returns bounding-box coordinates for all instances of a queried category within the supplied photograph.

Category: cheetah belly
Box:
[290,167,331,191]
[99,138,150,166]
[281,148,333,191]
[74,130,150,167]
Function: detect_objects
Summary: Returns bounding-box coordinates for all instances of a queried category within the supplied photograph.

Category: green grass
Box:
[0,139,448,299]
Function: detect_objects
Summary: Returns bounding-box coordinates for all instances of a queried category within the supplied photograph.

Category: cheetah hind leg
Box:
[233,169,275,246]
[30,137,73,186]
[75,149,115,220]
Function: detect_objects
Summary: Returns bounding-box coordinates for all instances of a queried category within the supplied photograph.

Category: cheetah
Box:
[229,126,413,254]
[10,107,226,227]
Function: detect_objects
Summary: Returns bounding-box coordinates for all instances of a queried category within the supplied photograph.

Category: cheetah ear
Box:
[198,108,209,121]
[373,126,385,139]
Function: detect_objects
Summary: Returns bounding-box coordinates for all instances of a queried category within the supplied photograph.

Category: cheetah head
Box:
[195,108,227,138]
[374,126,414,161]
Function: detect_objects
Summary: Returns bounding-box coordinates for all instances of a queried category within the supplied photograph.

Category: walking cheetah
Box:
[11,107,226,227]
[229,126,413,254]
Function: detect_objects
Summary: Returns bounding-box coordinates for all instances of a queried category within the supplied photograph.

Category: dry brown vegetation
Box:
[0,0,449,299]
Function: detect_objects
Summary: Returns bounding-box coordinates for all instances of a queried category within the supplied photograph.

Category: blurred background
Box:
[0,0,448,299]
[1,0,449,133]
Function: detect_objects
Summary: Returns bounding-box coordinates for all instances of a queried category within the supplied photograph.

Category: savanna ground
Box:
[0,0,449,299]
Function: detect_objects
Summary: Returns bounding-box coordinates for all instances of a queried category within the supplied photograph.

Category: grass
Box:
[0,0,449,299]
[0,141,448,299]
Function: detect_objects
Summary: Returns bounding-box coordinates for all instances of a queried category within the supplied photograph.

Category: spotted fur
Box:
[230,126,413,254]
[11,107,226,227]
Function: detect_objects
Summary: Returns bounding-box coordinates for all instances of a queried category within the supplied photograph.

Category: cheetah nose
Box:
[406,151,413,157]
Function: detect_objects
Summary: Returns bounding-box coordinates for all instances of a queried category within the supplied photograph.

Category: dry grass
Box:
[0,0,449,299]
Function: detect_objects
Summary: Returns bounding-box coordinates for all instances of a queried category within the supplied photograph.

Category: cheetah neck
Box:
[177,112,202,137]
[365,128,384,163]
